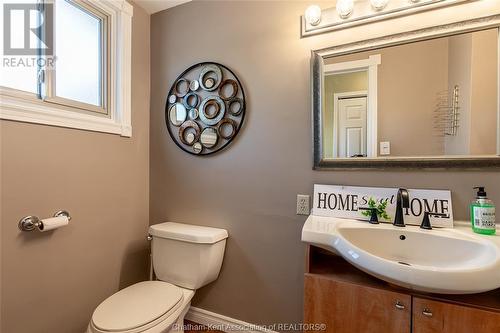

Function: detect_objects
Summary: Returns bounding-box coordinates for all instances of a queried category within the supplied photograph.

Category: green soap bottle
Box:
[470,186,496,235]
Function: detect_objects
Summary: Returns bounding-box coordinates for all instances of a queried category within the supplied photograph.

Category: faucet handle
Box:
[359,207,379,224]
[420,212,448,230]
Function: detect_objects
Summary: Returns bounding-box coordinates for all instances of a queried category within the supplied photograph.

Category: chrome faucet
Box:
[394,188,409,227]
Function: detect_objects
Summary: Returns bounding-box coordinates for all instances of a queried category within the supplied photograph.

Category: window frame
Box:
[44,0,109,115]
[0,0,133,137]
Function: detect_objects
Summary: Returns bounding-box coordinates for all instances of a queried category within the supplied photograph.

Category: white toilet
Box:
[87,222,228,333]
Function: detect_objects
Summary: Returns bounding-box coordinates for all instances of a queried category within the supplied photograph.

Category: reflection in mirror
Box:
[321,28,498,159]
[324,71,368,158]
[169,103,187,126]
[193,142,202,154]
[200,127,218,148]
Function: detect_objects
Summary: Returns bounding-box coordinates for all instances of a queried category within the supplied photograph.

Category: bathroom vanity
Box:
[304,12,500,329]
[304,246,500,333]
[302,212,500,333]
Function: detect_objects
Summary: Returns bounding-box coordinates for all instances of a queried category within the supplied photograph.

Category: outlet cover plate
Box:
[297,194,310,215]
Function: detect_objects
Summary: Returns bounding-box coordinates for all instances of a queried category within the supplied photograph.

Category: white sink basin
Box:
[302,215,500,294]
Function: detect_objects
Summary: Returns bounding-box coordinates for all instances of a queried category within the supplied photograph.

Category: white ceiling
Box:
[135,0,192,14]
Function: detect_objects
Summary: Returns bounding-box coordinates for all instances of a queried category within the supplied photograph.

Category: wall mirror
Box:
[312,17,500,169]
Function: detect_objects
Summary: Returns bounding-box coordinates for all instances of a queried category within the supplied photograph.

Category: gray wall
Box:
[150,0,500,326]
[0,2,150,332]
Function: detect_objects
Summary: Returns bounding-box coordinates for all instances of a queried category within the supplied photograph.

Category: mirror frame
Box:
[312,14,500,170]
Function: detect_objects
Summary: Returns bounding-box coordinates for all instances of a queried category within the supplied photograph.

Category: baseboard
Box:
[186,307,278,333]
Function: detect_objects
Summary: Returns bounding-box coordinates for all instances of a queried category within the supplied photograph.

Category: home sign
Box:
[312,184,453,228]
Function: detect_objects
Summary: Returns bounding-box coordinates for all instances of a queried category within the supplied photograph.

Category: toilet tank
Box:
[149,222,228,289]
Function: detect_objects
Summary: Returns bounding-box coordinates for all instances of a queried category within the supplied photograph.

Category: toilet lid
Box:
[92,281,183,332]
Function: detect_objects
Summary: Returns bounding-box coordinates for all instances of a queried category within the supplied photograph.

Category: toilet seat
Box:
[90,281,184,333]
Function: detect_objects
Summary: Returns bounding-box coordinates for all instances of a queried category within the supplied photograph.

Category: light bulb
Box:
[370,0,389,11]
[305,5,322,26]
[336,0,354,19]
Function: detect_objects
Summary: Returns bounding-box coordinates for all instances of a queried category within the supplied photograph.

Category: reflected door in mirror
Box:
[337,97,367,158]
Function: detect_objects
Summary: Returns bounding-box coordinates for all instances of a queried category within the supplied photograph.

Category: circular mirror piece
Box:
[199,64,222,91]
[227,97,244,116]
[199,96,225,126]
[218,118,237,140]
[182,92,199,110]
[204,78,215,89]
[178,120,201,146]
[174,78,190,97]
[169,103,187,126]
[189,108,199,120]
[200,127,218,148]
[168,95,177,104]
[189,80,200,91]
[192,142,202,154]
[185,132,196,145]
[218,79,238,100]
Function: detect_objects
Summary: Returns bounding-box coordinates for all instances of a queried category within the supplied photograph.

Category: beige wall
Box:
[326,38,449,157]
[470,29,498,155]
[150,0,500,326]
[323,71,368,158]
[0,2,150,332]
[446,29,498,155]
[446,33,473,155]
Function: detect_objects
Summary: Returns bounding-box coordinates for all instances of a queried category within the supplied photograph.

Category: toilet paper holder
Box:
[18,210,71,232]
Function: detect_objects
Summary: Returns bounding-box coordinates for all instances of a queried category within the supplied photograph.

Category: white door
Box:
[338,97,367,158]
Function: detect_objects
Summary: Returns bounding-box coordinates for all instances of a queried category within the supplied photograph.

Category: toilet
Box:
[87,222,228,333]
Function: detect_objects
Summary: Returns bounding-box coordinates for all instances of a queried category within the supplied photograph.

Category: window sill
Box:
[0,93,131,136]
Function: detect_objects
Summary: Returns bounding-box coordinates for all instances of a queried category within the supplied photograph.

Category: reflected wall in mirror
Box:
[313,23,500,168]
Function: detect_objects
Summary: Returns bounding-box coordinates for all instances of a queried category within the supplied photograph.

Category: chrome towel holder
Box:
[18,210,71,232]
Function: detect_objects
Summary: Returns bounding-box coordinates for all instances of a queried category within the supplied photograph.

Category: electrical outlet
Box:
[297,194,310,215]
[380,141,391,155]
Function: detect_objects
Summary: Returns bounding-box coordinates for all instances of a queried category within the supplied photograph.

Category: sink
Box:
[302,215,500,294]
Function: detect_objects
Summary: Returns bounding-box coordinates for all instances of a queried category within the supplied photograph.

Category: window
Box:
[0,0,133,136]
[53,0,105,110]
[0,0,39,94]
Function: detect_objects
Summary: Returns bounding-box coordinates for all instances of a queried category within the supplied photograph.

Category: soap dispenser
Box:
[470,187,496,235]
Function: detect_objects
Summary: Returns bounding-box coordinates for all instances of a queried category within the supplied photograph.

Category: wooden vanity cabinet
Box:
[304,246,500,333]
[304,274,411,333]
[413,297,500,333]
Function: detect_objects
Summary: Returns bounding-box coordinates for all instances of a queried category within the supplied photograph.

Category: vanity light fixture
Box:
[370,0,389,11]
[336,0,354,19]
[305,5,322,26]
[301,0,468,38]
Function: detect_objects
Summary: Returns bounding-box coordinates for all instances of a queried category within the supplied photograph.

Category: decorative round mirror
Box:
[165,62,246,156]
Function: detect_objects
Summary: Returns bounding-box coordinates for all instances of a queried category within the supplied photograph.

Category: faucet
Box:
[394,188,409,227]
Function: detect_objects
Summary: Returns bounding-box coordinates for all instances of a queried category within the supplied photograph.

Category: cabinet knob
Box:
[422,308,433,317]
[395,300,405,310]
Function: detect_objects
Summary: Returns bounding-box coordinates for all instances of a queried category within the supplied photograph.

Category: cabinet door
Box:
[304,274,411,333]
[413,297,500,333]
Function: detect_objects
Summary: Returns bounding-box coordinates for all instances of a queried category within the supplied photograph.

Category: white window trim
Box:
[0,0,133,137]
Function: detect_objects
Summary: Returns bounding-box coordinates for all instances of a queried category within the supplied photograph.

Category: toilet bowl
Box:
[87,222,228,333]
